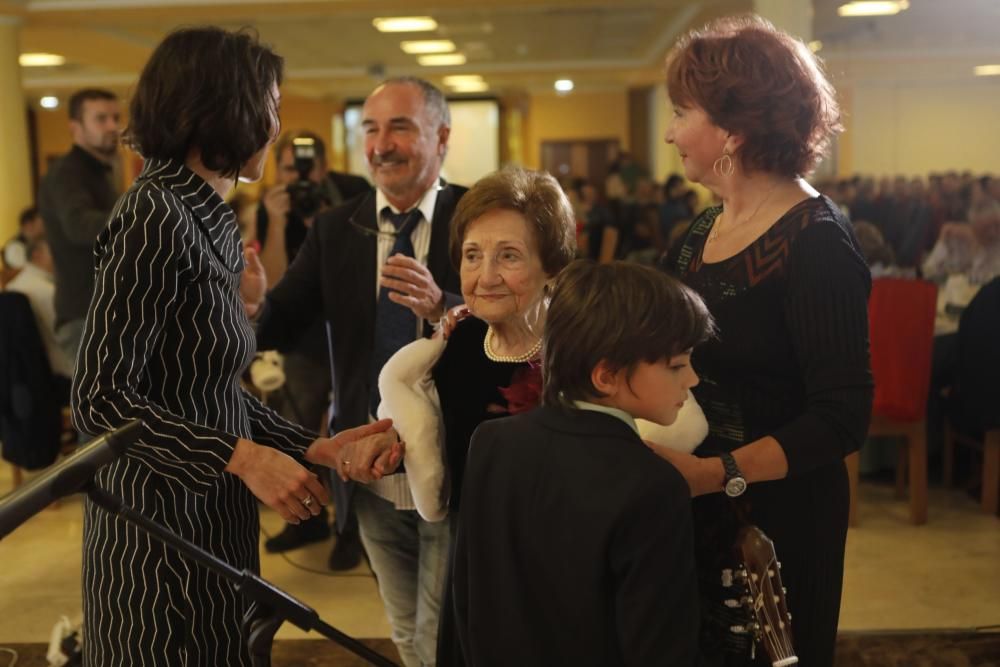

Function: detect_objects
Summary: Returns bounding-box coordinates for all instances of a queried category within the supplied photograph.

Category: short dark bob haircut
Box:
[666,14,842,178]
[124,27,283,179]
[450,165,576,277]
[543,260,715,407]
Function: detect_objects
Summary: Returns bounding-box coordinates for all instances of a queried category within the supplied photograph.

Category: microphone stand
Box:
[85,483,398,667]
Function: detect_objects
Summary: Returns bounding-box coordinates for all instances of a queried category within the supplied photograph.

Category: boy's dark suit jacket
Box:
[256,183,466,524]
[453,404,699,667]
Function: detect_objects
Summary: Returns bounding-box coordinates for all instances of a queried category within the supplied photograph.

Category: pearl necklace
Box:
[483,325,542,363]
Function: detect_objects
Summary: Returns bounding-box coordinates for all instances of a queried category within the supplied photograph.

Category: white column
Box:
[0,16,33,244]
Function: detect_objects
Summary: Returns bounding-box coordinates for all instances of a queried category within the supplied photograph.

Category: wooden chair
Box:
[944,426,1000,516]
[941,278,1000,517]
[848,278,937,526]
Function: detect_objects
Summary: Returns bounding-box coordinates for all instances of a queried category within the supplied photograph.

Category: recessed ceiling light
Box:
[19,53,66,67]
[974,64,1000,76]
[40,96,59,109]
[808,40,823,52]
[837,1,909,17]
[373,16,438,33]
[401,40,456,54]
[554,79,574,93]
[451,82,489,93]
[418,53,467,66]
[443,75,484,86]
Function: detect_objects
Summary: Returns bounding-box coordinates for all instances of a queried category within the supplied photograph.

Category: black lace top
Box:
[663,195,874,476]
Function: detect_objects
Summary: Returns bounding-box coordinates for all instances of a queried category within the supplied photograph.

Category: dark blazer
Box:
[328,170,372,202]
[256,182,467,520]
[258,181,465,431]
[0,292,61,470]
[453,405,699,667]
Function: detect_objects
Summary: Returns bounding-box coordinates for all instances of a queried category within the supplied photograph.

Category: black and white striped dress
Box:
[73,158,317,666]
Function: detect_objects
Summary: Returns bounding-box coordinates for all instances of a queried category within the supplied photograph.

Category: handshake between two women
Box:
[224,419,404,525]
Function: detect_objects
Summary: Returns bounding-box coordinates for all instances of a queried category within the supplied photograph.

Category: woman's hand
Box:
[435,304,471,340]
[240,246,267,318]
[226,438,329,524]
[644,442,724,497]
[332,428,405,483]
[305,419,400,483]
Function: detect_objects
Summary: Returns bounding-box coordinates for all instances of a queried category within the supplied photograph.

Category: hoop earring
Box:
[713,152,735,178]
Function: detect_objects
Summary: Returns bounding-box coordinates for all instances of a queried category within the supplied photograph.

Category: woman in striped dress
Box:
[72,27,393,666]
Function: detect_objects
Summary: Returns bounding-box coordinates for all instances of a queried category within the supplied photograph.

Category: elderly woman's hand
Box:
[436,304,471,340]
[304,419,402,483]
[331,429,405,483]
[240,246,267,318]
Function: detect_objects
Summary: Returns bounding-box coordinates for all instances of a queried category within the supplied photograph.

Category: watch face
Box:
[725,477,748,498]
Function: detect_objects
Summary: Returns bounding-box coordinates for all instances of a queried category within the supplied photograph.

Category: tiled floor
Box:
[1,463,998,644]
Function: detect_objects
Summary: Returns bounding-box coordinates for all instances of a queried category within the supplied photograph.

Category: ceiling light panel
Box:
[837,1,910,17]
[443,75,484,86]
[451,82,489,93]
[418,54,467,66]
[401,40,456,54]
[19,53,66,67]
[373,16,438,33]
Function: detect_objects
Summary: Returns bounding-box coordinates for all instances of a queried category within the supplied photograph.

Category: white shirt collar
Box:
[375,180,442,226]
[572,400,640,435]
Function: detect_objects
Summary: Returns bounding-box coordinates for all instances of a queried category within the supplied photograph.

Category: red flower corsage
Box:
[498,361,543,415]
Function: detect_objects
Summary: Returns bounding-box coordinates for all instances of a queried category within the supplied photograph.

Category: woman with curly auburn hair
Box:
[654,15,874,667]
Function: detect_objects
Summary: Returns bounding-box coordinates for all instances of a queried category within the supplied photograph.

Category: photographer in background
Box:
[258,130,370,284]
[256,130,372,566]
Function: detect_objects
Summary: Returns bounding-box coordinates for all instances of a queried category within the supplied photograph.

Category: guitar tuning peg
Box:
[730,624,749,635]
[782,586,788,595]
[721,568,734,587]
[767,569,775,578]
[777,561,782,569]
[724,598,741,609]
[787,612,793,621]
[773,595,781,604]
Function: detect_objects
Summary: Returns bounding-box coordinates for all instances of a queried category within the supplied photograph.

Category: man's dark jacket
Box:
[256,183,466,522]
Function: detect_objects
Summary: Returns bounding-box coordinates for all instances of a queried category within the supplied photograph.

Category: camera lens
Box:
[288,180,323,218]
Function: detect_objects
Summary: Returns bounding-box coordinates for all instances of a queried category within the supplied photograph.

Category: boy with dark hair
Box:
[452,260,714,667]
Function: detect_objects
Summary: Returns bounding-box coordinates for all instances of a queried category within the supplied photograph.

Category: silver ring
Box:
[301,496,313,508]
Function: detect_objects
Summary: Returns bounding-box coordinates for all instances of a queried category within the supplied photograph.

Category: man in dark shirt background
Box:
[38,88,121,372]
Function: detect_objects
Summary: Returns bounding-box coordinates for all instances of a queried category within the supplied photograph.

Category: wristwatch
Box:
[719,452,748,498]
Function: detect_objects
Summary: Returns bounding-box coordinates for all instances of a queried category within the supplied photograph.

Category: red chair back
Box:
[868,278,937,422]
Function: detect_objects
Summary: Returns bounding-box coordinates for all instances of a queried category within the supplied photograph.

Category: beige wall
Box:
[843,79,1000,177]
[522,90,629,169]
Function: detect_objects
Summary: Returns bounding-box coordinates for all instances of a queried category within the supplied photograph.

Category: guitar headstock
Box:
[721,524,798,666]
